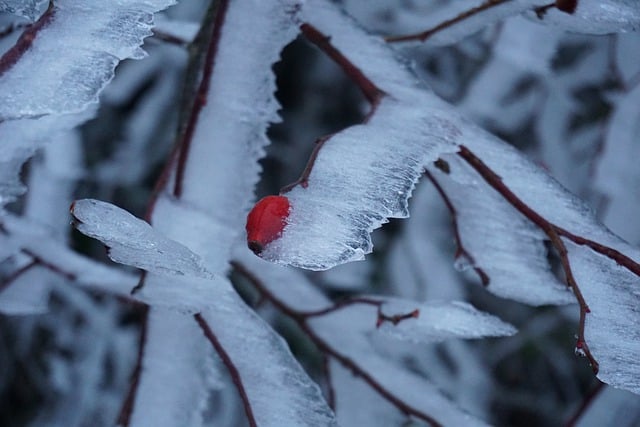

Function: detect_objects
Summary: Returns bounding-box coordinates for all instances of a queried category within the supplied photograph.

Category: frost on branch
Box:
[343,0,640,45]
[0,0,174,205]
[426,157,575,306]
[0,0,48,21]
[236,253,515,425]
[253,0,640,397]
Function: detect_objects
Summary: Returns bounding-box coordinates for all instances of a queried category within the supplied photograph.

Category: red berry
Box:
[246,195,291,255]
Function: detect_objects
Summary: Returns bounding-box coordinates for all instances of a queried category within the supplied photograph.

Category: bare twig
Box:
[195,313,258,427]
[151,29,190,47]
[298,296,383,318]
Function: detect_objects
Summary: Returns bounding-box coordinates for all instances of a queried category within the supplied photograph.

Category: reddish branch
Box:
[144,0,231,220]
[195,313,258,427]
[301,24,383,104]
[385,0,511,43]
[172,0,230,198]
[300,296,421,328]
[0,1,54,78]
[117,305,149,427]
[564,380,605,427]
[0,259,37,293]
[280,134,333,193]
[231,261,440,427]
[457,145,602,371]
[281,24,385,193]
[425,167,491,286]
[386,0,579,43]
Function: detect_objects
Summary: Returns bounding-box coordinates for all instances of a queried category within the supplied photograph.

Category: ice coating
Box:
[427,157,575,306]
[0,0,175,205]
[376,299,517,343]
[343,0,640,45]
[71,199,213,279]
[129,308,218,427]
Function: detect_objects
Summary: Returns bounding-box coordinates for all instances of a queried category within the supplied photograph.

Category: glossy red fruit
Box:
[246,195,290,255]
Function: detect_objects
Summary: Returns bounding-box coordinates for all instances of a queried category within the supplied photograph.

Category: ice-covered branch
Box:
[232,257,514,426]
[194,314,257,427]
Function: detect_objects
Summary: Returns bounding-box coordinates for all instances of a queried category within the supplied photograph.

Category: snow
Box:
[534,0,640,33]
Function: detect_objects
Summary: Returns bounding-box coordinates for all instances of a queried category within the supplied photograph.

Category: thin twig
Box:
[322,354,336,411]
[117,305,150,427]
[0,259,37,293]
[282,24,385,193]
[385,0,512,43]
[456,145,612,372]
[300,23,383,104]
[231,261,442,427]
[298,296,382,318]
[195,313,258,427]
[425,167,490,286]
[173,0,231,198]
[145,0,231,220]
[564,380,605,427]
